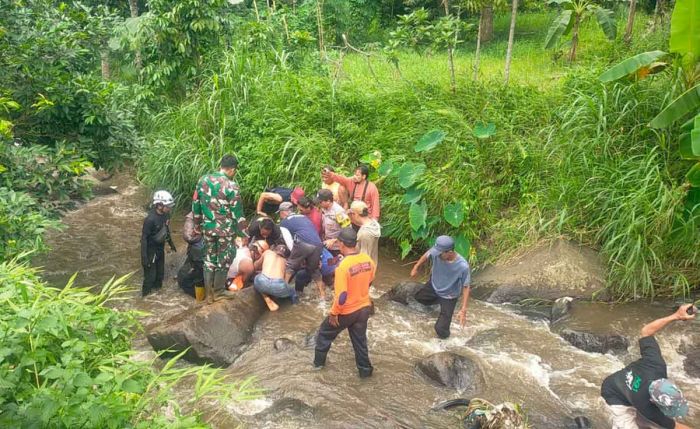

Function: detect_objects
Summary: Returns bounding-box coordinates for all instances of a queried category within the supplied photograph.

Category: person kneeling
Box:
[253,244,298,311]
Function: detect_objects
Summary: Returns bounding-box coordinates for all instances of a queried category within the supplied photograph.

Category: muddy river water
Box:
[33,174,700,428]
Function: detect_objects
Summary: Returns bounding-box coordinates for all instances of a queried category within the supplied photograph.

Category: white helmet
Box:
[153,190,175,207]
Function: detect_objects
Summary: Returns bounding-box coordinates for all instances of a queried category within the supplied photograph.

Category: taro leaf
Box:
[598,51,668,82]
[669,0,700,58]
[415,129,447,153]
[402,186,424,204]
[411,225,430,240]
[687,162,700,187]
[473,123,496,139]
[454,233,471,259]
[443,202,464,227]
[400,240,412,259]
[121,378,144,394]
[398,162,426,188]
[650,84,700,128]
[378,159,394,176]
[409,201,427,231]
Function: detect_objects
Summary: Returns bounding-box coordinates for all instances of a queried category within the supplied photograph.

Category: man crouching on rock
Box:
[601,304,694,429]
[314,227,376,378]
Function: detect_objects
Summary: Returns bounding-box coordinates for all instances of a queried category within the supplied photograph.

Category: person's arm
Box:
[675,422,692,429]
[254,251,265,271]
[166,222,177,252]
[141,218,152,267]
[191,186,202,231]
[256,192,282,215]
[338,185,349,209]
[457,286,470,328]
[641,304,695,337]
[410,251,431,278]
[369,184,380,220]
[328,172,354,193]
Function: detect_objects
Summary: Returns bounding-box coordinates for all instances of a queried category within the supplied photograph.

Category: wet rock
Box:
[504,303,552,322]
[146,288,266,367]
[383,281,424,305]
[472,239,607,303]
[416,351,484,393]
[682,344,700,378]
[551,297,574,323]
[274,338,297,352]
[558,329,629,355]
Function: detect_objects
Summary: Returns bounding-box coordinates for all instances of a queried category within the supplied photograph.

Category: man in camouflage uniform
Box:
[192,154,245,303]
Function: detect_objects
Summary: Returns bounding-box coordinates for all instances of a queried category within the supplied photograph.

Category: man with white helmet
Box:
[141,190,176,296]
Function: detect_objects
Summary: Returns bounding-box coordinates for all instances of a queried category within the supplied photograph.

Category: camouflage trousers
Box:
[203,235,236,272]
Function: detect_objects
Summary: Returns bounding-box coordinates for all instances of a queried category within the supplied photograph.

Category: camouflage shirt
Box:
[192,171,243,237]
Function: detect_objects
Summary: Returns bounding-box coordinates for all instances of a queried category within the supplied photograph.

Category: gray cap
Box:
[432,235,455,253]
[277,202,294,213]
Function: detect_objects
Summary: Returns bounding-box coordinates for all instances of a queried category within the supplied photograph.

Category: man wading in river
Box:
[410,235,471,339]
[314,227,376,378]
[192,155,245,303]
[601,305,694,429]
[141,190,176,296]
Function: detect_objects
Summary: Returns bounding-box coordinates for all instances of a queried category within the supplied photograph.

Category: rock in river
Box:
[558,329,629,355]
[146,288,265,367]
[383,281,424,305]
[416,351,484,393]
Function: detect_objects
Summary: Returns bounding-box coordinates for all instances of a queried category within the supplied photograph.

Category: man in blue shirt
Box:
[410,235,471,339]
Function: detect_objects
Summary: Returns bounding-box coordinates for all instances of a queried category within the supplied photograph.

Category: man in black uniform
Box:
[247,216,284,247]
[141,190,176,296]
[601,304,694,429]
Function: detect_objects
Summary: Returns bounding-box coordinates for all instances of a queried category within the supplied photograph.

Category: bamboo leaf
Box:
[544,10,573,49]
[414,129,447,152]
[669,0,700,58]
[650,84,700,128]
[598,51,668,82]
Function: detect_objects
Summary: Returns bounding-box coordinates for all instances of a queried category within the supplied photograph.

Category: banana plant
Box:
[543,0,617,62]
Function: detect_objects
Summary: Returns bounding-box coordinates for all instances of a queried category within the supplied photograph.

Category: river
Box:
[33,173,700,428]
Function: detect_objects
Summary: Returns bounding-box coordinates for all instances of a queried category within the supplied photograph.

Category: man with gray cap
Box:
[601,305,694,429]
[410,235,471,339]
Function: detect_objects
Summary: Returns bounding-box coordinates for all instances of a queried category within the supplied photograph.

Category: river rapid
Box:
[33,173,700,428]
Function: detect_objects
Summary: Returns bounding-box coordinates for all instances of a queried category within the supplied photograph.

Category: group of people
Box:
[141,155,694,428]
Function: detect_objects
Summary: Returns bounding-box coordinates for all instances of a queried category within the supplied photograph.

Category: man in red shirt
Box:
[322,164,380,220]
[296,196,322,235]
[313,227,376,378]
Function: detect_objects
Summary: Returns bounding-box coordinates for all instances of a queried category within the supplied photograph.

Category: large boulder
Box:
[416,351,484,393]
[146,288,266,367]
[557,329,629,355]
[383,281,424,305]
[472,239,606,303]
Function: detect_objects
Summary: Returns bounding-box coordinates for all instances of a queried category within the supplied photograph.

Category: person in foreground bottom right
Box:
[601,304,695,429]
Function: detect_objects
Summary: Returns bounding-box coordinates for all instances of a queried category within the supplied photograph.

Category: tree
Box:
[461,0,506,80]
[503,0,518,84]
[543,0,617,62]
[623,0,637,44]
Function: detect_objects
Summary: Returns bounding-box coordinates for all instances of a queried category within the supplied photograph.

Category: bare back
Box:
[261,250,286,280]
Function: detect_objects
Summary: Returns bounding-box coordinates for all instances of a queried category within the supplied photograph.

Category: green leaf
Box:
[73,373,92,387]
[544,10,573,49]
[598,51,668,82]
[94,372,113,384]
[400,240,412,259]
[411,225,430,240]
[454,234,471,259]
[680,130,700,159]
[414,129,447,152]
[402,186,424,204]
[378,159,394,176]
[121,378,143,394]
[650,84,700,128]
[473,122,496,139]
[397,162,426,188]
[443,202,464,227]
[409,201,427,231]
[687,162,700,187]
[669,0,700,58]
[593,7,617,41]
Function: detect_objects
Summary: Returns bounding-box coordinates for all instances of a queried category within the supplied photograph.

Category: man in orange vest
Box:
[313,227,376,378]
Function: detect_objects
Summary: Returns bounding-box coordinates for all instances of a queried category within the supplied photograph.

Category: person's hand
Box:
[675,303,696,321]
[329,314,339,327]
[410,265,419,278]
[324,238,336,249]
[257,211,268,217]
[458,308,467,329]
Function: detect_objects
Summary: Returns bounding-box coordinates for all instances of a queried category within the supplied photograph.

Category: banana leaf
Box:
[650,84,700,128]
[669,0,700,58]
[598,51,668,82]
[544,10,573,49]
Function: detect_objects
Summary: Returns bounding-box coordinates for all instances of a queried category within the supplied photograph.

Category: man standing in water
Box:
[322,164,380,220]
[141,190,176,296]
[601,305,694,429]
[192,155,244,303]
[410,235,471,339]
[314,228,376,378]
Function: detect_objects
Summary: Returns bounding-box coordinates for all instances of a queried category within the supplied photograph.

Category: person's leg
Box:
[142,261,156,296]
[285,242,308,283]
[435,297,458,339]
[314,315,345,367]
[203,235,218,304]
[214,236,235,292]
[293,268,312,293]
[347,307,373,378]
[306,245,324,299]
[154,249,165,290]
[606,404,641,429]
[414,281,439,306]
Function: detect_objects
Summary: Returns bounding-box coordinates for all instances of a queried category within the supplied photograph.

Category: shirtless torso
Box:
[261,250,286,280]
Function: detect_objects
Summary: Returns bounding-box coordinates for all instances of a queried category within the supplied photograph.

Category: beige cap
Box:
[349,200,369,216]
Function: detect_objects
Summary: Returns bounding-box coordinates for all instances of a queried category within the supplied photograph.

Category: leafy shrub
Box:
[0,260,258,428]
[0,189,58,260]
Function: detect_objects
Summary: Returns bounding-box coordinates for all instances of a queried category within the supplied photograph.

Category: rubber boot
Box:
[214,271,227,297]
[204,270,215,304]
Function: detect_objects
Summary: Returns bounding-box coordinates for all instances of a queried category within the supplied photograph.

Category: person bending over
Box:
[253,244,297,311]
[256,186,305,217]
[601,305,694,429]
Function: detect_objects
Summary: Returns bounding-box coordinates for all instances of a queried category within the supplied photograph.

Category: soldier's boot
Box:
[213,271,227,300]
[204,270,215,304]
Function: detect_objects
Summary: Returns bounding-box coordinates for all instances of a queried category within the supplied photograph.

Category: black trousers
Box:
[177,255,203,298]
[314,306,373,376]
[142,249,164,296]
[414,281,458,339]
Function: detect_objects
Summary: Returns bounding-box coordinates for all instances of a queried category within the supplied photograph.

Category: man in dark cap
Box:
[314,227,376,378]
[410,235,471,339]
[601,305,694,429]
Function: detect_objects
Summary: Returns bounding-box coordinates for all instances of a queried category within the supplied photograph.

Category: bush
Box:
[0,189,58,260]
[0,260,259,428]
